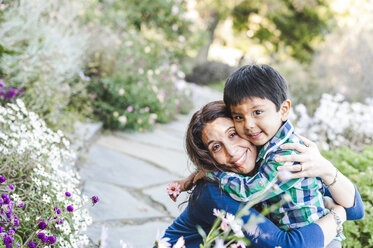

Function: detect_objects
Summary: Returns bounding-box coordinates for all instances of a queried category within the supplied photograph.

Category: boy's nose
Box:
[244,118,255,130]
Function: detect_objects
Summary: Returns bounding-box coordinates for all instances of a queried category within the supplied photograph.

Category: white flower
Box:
[213,208,225,218]
[214,238,225,248]
[155,229,171,248]
[173,236,185,248]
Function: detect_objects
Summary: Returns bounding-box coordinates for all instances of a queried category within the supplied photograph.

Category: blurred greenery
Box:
[194,0,333,64]
[322,146,373,247]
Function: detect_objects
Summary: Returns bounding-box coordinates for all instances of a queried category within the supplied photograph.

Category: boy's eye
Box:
[253,110,262,116]
[233,116,243,121]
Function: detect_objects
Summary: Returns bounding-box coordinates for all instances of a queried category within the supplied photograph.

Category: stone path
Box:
[78,84,222,247]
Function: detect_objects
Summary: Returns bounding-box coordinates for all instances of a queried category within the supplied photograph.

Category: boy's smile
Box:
[230,97,291,146]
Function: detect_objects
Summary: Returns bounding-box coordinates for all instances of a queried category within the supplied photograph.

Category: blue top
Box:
[163,182,364,247]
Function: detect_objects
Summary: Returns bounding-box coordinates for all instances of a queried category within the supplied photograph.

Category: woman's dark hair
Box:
[185,100,231,173]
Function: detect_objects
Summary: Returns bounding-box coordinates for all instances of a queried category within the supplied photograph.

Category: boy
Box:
[172,65,343,239]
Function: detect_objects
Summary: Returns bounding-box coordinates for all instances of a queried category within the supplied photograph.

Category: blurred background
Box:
[0,0,372,247]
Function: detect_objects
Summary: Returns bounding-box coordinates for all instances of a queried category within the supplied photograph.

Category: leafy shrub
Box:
[185,61,236,85]
[322,146,373,248]
[0,100,94,247]
[0,0,92,130]
[88,28,193,131]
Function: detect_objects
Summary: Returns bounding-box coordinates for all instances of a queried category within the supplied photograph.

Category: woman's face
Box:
[202,117,257,174]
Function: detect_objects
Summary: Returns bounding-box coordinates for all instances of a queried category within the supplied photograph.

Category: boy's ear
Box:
[280,99,291,122]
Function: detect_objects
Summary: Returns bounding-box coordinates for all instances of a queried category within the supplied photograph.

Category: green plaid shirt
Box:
[208,121,331,231]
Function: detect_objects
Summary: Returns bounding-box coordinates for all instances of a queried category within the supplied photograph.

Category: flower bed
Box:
[0,100,97,247]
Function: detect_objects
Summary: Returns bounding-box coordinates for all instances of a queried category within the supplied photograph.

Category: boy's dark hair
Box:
[223,64,289,111]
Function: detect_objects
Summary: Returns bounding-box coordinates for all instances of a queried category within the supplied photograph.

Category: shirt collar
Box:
[257,120,294,161]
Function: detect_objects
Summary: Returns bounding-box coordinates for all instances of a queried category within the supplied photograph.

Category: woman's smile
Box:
[201,117,257,175]
[233,150,247,167]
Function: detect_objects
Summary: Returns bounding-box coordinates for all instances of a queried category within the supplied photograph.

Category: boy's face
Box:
[230,97,291,146]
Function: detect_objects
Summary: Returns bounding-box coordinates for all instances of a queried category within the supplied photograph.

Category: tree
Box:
[195,0,333,63]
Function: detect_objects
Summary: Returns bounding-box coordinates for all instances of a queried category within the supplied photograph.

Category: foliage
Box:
[185,61,235,85]
[88,29,193,131]
[322,146,373,248]
[292,94,373,150]
[194,0,333,63]
[0,0,93,131]
[0,100,94,247]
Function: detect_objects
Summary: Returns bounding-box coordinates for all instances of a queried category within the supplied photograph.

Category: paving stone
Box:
[83,181,165,222]
[96,135,192,177]
[81,145,173,188]
[144,184,188,218]
[114,128,185,153]
[86,221,171,248]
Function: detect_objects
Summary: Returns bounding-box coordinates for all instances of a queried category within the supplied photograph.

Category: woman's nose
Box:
[225,143,237,158]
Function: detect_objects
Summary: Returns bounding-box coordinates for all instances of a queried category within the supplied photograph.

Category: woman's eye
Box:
[211,144,221,152]
[229,132,237,138]
[234,116,243,120]
[254,110,262,116]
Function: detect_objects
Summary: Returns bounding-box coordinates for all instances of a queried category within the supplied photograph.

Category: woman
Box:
[162,101,364,247]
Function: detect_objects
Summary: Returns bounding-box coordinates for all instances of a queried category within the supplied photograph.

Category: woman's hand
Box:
[275,135,335,183]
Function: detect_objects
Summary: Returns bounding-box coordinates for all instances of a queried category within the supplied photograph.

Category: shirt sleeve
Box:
[324,185,365,220]
[208,148,301,202]
[198,182,325,248]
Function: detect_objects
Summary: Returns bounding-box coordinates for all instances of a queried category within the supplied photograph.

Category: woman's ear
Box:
[280,99,291,122]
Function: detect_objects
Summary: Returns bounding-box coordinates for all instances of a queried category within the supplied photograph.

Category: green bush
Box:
[322,146,373,247]
[88,29,193,131]
[0,0,93,131]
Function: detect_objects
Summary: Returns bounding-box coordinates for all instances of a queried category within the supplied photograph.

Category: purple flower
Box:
[0,176,5,183]
[65,192,71,197]
[17,202,24,208]
[3,235,14,247]
[91,195,100,205]
[2,194,8,199]
[42,236,48,242]
[27,242,36,248]
[38,221,47,230]
[0,199,4,205]
[37,232,46,240]
[0,226,3,232]
[4,197,10,204]
[66,205,74,212]
[7,184,14,191]
[46,236,56,244]
[54,207,61,214]
[7,230,15,235]
[58,219,64,224]
[13,219,19,227]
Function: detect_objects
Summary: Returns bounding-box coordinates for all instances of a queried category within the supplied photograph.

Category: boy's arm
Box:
[207,148,301,202]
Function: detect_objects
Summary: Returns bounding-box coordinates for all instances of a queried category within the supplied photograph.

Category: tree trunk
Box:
[194,10,220,65]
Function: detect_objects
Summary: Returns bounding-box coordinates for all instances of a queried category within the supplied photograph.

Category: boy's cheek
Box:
[235,125,249,140]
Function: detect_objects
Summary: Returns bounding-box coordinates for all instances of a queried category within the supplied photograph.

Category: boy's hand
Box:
[323,196,336,210]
